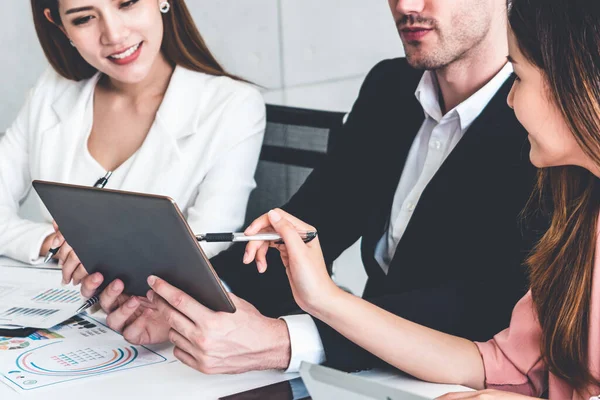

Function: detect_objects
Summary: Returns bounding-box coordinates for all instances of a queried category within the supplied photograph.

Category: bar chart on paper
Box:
[31,289,81,304]
[0,308,59,319]
[0,266,85,329]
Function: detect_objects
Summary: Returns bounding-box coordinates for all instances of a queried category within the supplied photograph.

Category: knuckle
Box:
[197,358,214,374]
[197,362,209,374]
[99,295,114,313]
[248,242,261,251]
[171,293,186,309]
[168,329,178,344]
[165,310,177,327]
[105,314,120,331]
[123,331,141,345]
[100,301,110,313]
[193,335,207,350]
[63,262,75,274]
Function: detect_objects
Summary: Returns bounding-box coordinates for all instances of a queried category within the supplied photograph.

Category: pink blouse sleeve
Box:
[474,291,548,396]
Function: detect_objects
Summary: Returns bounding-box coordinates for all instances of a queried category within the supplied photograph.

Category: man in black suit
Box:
[84,0,538,375]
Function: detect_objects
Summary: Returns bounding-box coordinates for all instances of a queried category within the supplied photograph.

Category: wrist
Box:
[268,318,292,370]
[304,282,345,319]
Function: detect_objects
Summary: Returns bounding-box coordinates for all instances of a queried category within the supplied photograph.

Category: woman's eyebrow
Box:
[65,6,94,15]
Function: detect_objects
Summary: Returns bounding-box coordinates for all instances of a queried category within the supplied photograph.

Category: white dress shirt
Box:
[280,62,514,372]
[0,65,266,264]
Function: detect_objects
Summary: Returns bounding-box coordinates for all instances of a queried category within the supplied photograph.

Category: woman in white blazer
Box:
[0,0,265,281]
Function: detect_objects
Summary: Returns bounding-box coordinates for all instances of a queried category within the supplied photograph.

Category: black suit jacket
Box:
[211,58,539,372]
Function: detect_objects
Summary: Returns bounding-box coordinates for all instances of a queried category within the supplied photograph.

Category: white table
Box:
[0,363,472,400]
[0,257,472,399]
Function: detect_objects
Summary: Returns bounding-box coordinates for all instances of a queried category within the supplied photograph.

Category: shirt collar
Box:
[414,62,514,131]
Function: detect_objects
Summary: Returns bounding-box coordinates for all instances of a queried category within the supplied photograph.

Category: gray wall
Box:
[3,1,405,295]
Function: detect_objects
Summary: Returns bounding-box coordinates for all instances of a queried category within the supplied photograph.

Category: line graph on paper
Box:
[0,314,169,392]
[16,343,140,376]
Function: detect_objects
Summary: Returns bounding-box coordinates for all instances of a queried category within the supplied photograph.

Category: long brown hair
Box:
[31,0,242,81]
[510,0,600,390]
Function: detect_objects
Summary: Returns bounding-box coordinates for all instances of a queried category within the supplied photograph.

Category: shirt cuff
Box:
[6,222,55,265]
[280,314,326,373]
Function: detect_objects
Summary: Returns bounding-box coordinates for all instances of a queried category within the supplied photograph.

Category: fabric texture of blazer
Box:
[0,65,265,264]
[210,58,541,372]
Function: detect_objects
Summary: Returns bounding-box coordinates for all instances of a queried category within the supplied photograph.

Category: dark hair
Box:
[510,0,600,391]
[31,0,242,81]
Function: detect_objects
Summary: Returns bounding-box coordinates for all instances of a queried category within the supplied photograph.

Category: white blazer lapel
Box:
[38,74,100,183]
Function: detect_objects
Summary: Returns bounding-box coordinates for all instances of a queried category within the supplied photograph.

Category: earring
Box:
[69,40,75,47]
[159,1,170,13]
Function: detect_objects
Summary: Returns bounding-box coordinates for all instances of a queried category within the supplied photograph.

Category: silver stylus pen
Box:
[196,231,318,243]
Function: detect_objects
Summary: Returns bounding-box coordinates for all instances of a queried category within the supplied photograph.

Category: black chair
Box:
[245,104,346,224]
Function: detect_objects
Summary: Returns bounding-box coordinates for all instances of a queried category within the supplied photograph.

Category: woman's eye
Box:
[121,0,140,9]
[73,16,93,26]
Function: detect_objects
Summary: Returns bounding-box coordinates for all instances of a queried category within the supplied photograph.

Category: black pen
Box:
[196,231,318,243]
[75,296,100,314]
[44,171,113,263]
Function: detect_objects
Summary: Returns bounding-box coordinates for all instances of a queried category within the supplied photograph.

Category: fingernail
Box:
[256,261,264,272]
[52,237,60,247]
[243,251,250,264]
[148,275,157,287]
[147,291,154,301]
[127,298,138,308]
[268,210,281,222]
[92,274,102,284]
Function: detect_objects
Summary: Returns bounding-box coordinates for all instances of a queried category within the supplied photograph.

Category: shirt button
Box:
[429,140,442,150]
[406,203,416,212]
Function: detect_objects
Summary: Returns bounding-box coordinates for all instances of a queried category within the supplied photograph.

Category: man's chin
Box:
[404,47,451,71]
[405,54,437,70]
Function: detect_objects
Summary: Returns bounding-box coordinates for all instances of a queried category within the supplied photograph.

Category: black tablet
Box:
[219,377,309,400]
[33,180,235,313]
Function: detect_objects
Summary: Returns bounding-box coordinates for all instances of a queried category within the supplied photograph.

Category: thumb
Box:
[267,210,305,253]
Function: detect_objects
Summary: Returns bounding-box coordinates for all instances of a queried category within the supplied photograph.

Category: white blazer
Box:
[0,66,266,264]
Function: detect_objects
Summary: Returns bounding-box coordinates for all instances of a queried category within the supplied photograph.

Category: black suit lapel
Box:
[383,76,519,278]
[360,77,427,278]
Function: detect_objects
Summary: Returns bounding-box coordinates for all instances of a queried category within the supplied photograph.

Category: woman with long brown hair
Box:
[0,1,265,280]
[241,0,600,397]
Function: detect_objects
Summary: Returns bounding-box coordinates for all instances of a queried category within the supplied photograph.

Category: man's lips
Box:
[400,27,433,41]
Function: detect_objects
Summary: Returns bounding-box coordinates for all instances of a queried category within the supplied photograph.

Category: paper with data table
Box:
[0,265,86,329]
[0,314,169,392]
